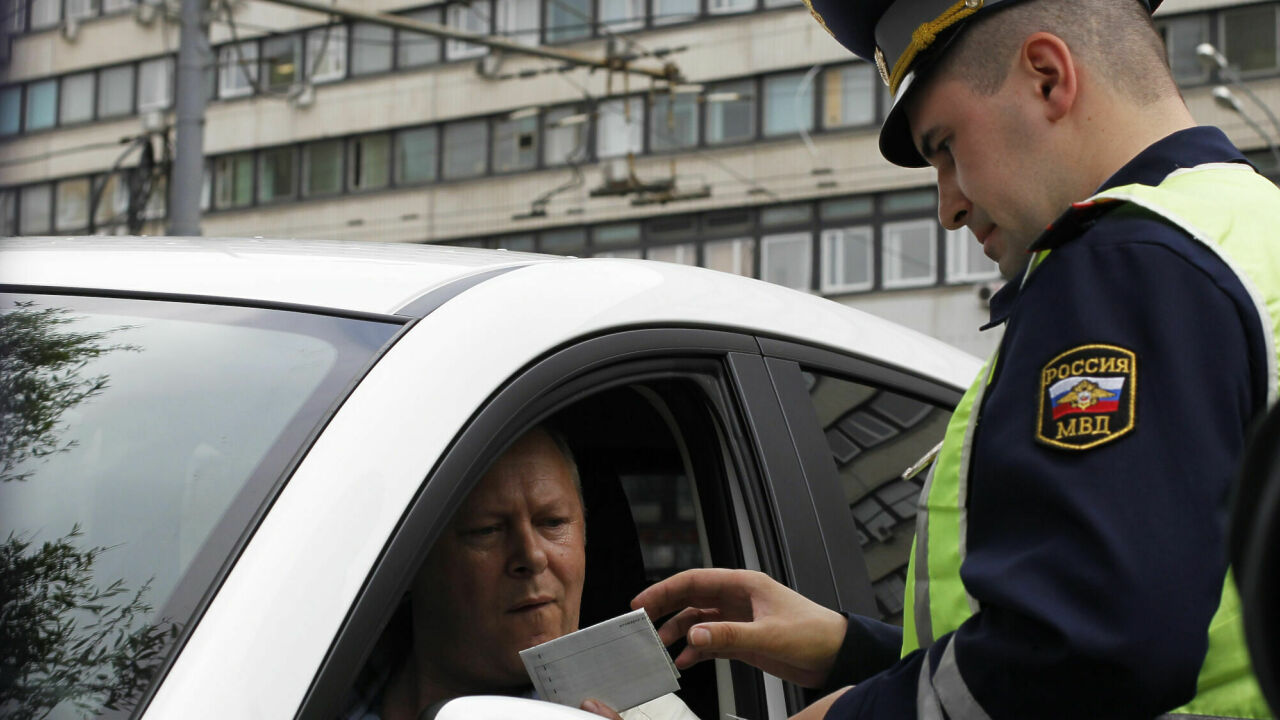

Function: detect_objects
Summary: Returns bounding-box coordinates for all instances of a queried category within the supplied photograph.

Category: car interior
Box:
[341,377,757,720]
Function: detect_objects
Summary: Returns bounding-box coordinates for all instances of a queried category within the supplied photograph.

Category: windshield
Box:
[0,293,401,719]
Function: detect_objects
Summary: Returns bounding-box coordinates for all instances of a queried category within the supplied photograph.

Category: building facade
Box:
[3,0,1279,357]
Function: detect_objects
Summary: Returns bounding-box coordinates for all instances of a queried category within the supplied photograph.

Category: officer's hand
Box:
[631,568,847,688]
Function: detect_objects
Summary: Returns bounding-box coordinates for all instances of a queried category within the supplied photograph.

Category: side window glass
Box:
[802,370,951,623]
[340,378,755,720]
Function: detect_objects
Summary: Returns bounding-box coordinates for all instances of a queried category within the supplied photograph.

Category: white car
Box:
[0,237,980,720]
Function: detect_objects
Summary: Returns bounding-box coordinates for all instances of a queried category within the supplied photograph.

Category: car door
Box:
[759,337,965,632]
[298,325,964,720]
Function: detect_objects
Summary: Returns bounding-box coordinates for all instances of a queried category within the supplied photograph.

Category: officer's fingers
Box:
[682,619,770,660]
[632,568,757,620]
[656,606,721,647]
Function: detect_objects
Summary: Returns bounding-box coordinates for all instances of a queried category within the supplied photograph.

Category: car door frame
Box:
[295,326,833,719]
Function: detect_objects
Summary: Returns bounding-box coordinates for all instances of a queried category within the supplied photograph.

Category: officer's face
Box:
[906,73,1061,278]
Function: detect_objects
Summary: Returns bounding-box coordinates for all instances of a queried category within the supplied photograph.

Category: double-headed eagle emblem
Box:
[1055,380,1116,412]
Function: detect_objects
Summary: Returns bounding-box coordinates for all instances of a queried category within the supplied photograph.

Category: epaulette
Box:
[1029,197,1126,252]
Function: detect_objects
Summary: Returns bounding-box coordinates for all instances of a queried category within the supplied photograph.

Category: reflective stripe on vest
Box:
[899,162,1280,719]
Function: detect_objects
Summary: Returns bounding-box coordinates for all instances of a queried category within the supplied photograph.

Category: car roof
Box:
[0,236,551,315]
[1,236,981,389]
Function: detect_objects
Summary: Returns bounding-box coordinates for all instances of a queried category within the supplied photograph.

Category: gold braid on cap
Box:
[886,0,982,94]
[799,0,835,39]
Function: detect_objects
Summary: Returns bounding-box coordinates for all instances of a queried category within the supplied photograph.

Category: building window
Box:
[820,226,873,293]
[303,140,344,196]
[1157,15,1210,85]
[822,64,875,128]
[761,231,813,291]
[65,0,98,20]
[395,126,439,184]
[882,219,937,288]
[597,98,644,158]
[598,0,643,32]
[214,152,255,209]
[442,119,489,179]
[761,203,812,228]
[547,0,590,43]
[704,237,755,277]
[446,2,490,60]
[98,66,135,118]
[708,0,752,15]
[137,57,174,112]
[705,79,755,145]
[201,163,211,211]
[397,7,443,68]
[55,178,91,232]
[495,0,539,45]
[261,36,302,92]
[348,133,391,191]
[545,106,589,166]
[0,87,21,136]
[59,72,95,125]
[704,208,753,237]
[143,174,167,221]
[595,247,643,258]
[492,114,539,173]
[219,42,259,98]
[0,190,15,236]
[540,228,587,255]
[259,146,297,203]
[945,227,999,283]
[593,222,641,252]
[102,0,135,13]
[496,234,536,251]
[763,72,815,137]
[648,242,698,265]
[8,0,28,32]
[93,172,129,228]
[307,25,348,83]
[649,92,699,151]
[19,184,52,235]
[820,195,873,221]
[882,188,935,214]
[352,22,394,75]
[763,0,799,7]
[25,79,57,131]
[29,0,59,29]
[652,0,696,26]
[1221,4,1279,75]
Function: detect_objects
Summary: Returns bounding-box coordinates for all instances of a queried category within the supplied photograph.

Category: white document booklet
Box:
[519,608,681,712]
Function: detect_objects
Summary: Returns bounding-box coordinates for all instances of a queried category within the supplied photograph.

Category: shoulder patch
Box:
[1036,344,1136,451]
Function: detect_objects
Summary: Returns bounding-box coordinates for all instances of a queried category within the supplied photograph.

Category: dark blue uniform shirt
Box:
[824,127,1271,719]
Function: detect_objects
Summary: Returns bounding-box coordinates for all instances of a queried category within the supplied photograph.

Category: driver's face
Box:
[413,428,587,694]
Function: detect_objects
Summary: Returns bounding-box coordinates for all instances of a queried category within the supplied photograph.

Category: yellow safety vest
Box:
[901,163,1280,719]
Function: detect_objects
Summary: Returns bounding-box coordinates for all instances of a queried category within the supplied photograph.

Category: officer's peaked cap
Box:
[801,0,1164,167]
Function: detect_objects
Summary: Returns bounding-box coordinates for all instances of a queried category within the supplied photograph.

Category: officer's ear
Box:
[1018,31,1077,123]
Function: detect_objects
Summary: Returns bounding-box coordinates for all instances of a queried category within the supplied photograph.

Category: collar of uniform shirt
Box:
[979,125,1252,331]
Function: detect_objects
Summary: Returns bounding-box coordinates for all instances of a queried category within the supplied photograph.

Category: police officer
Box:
[623,0,1280,718]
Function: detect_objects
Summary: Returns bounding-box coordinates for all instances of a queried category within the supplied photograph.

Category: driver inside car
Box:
[342,425,698,720]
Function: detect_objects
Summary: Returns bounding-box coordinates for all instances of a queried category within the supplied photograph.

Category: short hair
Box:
[940,0,1176,105]
[539,424,583,503]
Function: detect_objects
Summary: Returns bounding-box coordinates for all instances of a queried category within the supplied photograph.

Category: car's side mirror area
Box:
[429,695,603,720]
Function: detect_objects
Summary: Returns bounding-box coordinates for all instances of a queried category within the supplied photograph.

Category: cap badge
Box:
[875,47,890,86]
